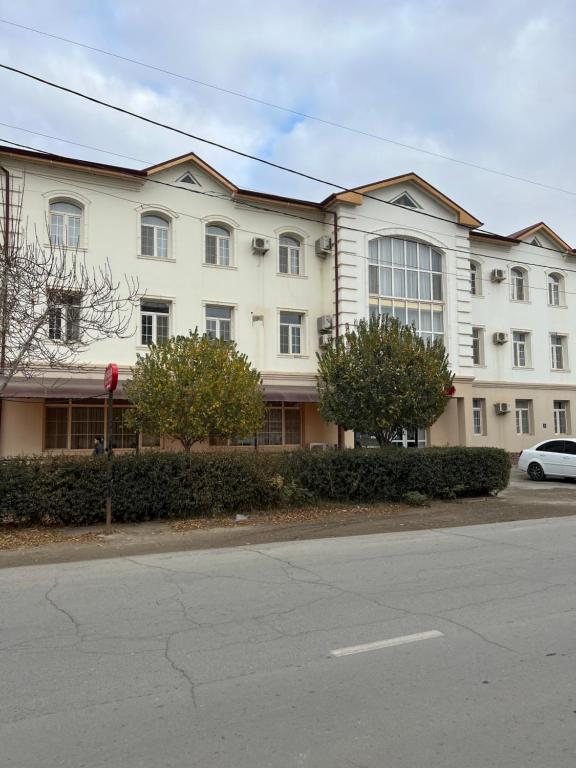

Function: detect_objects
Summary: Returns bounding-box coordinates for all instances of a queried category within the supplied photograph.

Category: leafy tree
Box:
[124,331,265,451]
[317,315,454,447]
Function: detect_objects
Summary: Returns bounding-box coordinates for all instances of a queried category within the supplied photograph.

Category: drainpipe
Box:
[0,164,10,445]
[329,209,345,450]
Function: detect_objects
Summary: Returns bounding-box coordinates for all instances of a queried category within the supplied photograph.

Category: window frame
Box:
[278,234,303,276]
[515,399,532,435]
[512,330,530,368]
[48,199,83,249]
[548,273,564,307]
[553,401,569,435]
[44,403,154,451]
[510,267,528,302]
[205,223,232,267]
[205,303,233,341]
[140,213,171,259]
[48,290,82,343]
[140,299,171,346]
[368,236,444,346]
[279,310,305,356]
[471,326,484,366]
[469,260,481,296]
[550,333,568,371]
[472,398,486,436]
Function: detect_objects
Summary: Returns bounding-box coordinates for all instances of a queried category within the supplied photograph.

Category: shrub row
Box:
[0,447,510,527]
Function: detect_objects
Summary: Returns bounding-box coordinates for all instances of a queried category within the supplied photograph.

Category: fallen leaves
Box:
[0,528,101,551]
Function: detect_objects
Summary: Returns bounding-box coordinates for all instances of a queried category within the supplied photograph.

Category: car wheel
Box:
[527,462,545,481]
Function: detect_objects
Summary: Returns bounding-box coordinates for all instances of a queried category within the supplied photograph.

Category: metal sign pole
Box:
[103,363,118,535]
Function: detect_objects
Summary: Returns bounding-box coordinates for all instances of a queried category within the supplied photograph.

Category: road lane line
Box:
[330,630,444,657]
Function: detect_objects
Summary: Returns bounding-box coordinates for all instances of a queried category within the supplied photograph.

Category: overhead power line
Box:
[3,60,573,250]
[2,16,576,198]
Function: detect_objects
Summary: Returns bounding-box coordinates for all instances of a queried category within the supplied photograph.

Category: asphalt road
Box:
[2,516,576,767]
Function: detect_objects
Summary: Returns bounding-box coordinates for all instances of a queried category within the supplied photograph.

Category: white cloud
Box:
[1,0,576,241]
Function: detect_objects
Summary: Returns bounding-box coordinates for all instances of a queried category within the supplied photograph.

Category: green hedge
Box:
[0,447,510,527]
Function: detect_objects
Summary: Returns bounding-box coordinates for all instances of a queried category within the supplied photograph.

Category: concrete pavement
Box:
[2,516,576,767]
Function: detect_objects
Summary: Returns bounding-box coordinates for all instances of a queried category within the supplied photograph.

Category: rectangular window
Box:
[112,408,138,450]
[71,407,105,450]
[472,398,486,436]
[45,406,68,449]
[551,334,567,370]
[279,311,303,355]
[205,304,232,341]
[515,399,531,435]
[141,225,155,257]
[48,292,81,342]
[140,301,170,345]
[553,400,569,435]
[472,327,484,366]
[256,403,301,446]
[512,331,529,368]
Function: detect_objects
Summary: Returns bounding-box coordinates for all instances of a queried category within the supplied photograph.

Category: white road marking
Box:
[330,630,444,657]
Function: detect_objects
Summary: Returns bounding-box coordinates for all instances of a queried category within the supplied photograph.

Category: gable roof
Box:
[321,172,483,228]
[508,222,571,252]
[0,144,144,179]
[145,151,237,192]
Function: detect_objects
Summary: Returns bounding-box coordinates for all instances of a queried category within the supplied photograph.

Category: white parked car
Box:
[518,439,576,481]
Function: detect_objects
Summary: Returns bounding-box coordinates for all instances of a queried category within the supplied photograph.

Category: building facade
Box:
[0,145,574,456]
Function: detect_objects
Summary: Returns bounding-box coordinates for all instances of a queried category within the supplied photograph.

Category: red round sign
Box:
[104,363,119,392]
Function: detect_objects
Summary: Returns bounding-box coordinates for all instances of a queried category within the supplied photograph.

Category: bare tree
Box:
[0,170,139,394]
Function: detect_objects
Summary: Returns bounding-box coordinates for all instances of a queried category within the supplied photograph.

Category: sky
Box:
[0,0,575,241]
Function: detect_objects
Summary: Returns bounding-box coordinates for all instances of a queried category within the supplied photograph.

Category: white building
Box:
[0,144,574,456]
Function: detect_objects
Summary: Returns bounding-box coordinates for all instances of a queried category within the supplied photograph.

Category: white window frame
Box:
[550,334,567,370]
[510,267,528,302]
[515,400,532,435]
[548,273,564,306]
[472,398,486,436]
[471,327,484,366]
[140,213,170,259]
[48,291,82,343]
[470,261,481,296]
[553,401,569,435]
[512,331,530,368]
[49,200,83,249]
[279,310,304,355]
[278,234,302,276]
[140,300,171,346]
[205,304,233,341]
[205,223,232,266]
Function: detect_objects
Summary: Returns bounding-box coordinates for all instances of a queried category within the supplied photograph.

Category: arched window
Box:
[279,234,302,275]
[205,224,231,266]
[368,236,444,345]
[548,273,563,306]
[49,200,82,248]
[141,214,169,258]
[510,267,528,301]
[470,260,481,296]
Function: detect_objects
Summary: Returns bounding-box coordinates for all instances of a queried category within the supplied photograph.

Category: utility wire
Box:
[2,16,576,198]
[1,125,571,263]
[19,163,576,297]
[1,65,573,251]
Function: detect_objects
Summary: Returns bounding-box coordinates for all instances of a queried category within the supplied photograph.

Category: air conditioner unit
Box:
[319,333,333,348]
[317,314,333,333]
[315,236,332,258]
[309,442,329,450]
[495,402,511,415]
[493,331,508,345]
[491,268,505,282]
[252,237,270,255]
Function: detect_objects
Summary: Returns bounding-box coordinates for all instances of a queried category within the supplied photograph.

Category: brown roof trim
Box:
[470,230,520,245]
[235,188,323,210]
[145,151,237,192]
[507,222,571,252]
[320,172,482,228]
[0,144,144,178]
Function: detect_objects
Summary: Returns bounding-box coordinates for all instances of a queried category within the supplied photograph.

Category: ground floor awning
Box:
[3,378,319,403]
